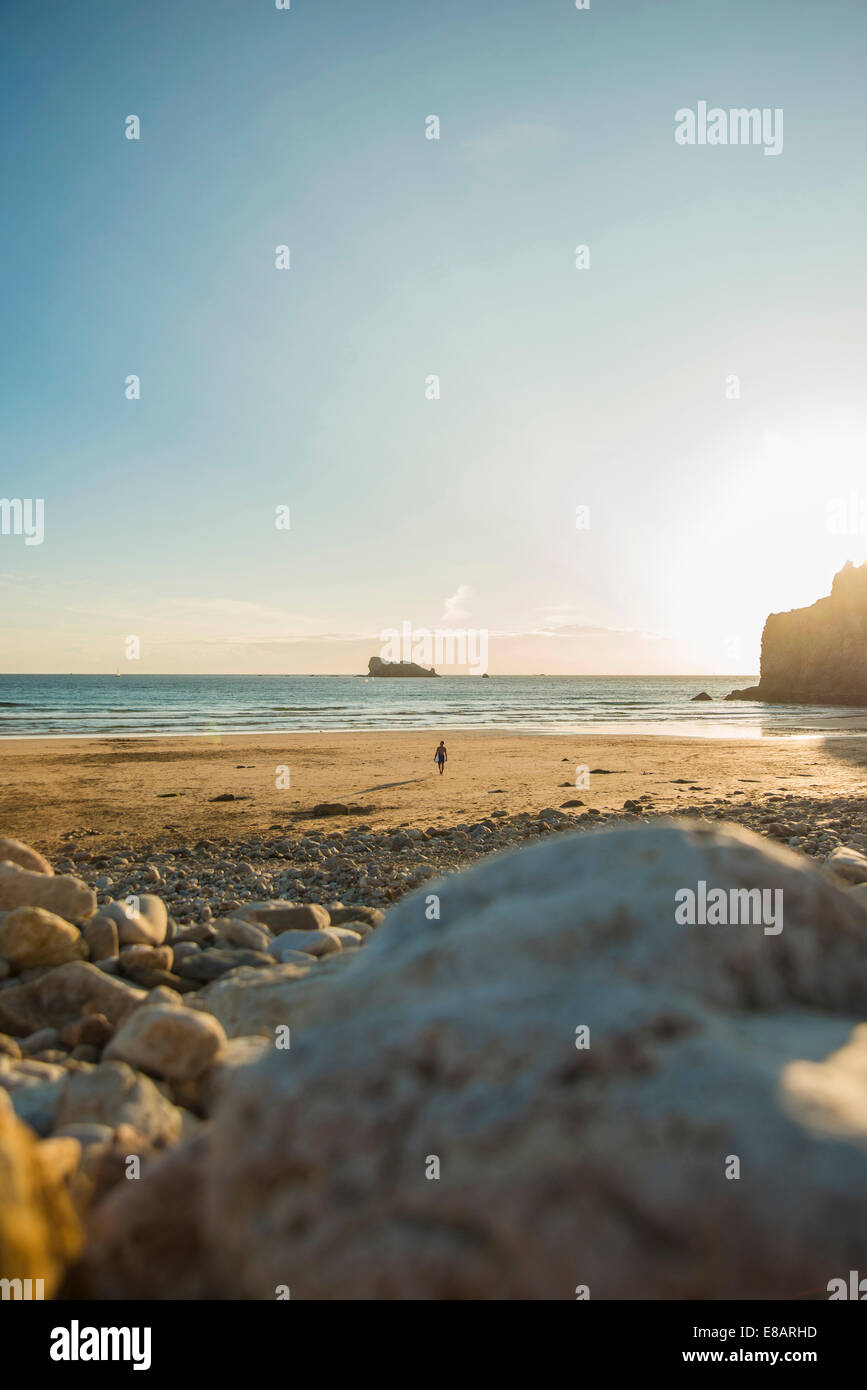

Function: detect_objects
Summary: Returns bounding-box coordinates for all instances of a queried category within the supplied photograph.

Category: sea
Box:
[0,674,865,740]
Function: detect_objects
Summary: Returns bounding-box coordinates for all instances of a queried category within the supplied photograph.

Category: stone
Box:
[0,906,87,970]
[232,902,331,933]
[0,962,146,1038]
[0,837,53,875]
[54,1122,113,1148]
[56,1062,182,1146]
[0,863,96,921]
[328,906,384,929]
[197,1035,270,1114]
[847,883,867,911]
[21,1027,62,1055]
[326,927,363,948]
[827,846,867,886]
[200,821,867,1299]
[63,1013,113,1050]
[690,691,713,701]
[214,918,273,952]
[105,1006,226,1082]
[0,1089,82,1293]
[75,1124,157,1206]
[136,894,169,941]
[65,1134,225,1299]
[269,928,342,959]
[272,949,316,966]
[141,986,185,1008]
[117,945,174,978]
[174,948,273,983]
[172,941,201,963]
[101,897,167,946]
[10,1079,63,1137]
[10,1058,66,1083]
[83,916,119,961]
[187,964,320,1040]
[37,1136,82,1186]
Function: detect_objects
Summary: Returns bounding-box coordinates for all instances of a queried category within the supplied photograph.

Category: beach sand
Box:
[1,730,864,856]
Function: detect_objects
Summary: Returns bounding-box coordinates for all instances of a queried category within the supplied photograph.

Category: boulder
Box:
[105,1006,226,1082]
[62,821,867,1299]
[56,1062,183,1146]
[0,906,87,971]
[174,948,272,983]
[187,964,321,1039]
[0,1089,81,1294]
[84,916,119,961]
[0,838,53,875]
[205,820,867,1299]
[101,897,167,947]
[827,846,867,887]
[269,928,342,959]
[197,1035,270,1114]
[231,902,330,933]
[65,1135,224,1300]
[0,962,146,1037]
[0,863,95,920]
[213,918,273,952]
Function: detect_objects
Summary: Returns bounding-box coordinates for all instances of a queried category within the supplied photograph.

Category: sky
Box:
[1,0,865,675]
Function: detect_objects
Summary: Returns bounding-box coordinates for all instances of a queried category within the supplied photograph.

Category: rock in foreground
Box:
[72,820,867,1299]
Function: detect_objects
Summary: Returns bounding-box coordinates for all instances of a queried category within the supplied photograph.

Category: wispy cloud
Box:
[441,585,472,623]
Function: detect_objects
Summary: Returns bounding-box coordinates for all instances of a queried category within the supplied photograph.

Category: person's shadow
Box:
[355,776,431,793]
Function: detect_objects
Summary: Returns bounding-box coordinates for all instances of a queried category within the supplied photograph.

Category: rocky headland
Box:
[728,560,867,706]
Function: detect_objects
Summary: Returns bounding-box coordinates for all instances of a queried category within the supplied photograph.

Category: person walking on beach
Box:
[434,740,448,775]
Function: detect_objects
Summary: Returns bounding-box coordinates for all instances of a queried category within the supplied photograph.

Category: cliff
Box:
[727,560,867,706]
[367,657,439,678]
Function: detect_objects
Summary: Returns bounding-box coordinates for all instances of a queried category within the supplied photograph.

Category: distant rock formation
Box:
[367,657,438,678]
[691,692,713,701]
[727,561,867,706]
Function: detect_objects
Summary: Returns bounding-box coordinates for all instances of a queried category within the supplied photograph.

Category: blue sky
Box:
[1,0,865,673]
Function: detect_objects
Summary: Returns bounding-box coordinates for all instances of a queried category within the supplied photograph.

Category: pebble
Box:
[269,928,342,959]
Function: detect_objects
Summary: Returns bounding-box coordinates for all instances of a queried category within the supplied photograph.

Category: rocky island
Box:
[367,657,438,678]
[727,560,867,706]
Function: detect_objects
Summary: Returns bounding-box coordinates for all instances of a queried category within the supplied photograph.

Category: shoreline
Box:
[2,721,867,743]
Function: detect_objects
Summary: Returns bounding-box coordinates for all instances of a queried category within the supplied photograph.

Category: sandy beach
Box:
[0,730,864,855]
